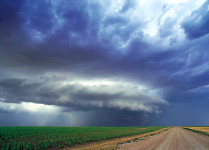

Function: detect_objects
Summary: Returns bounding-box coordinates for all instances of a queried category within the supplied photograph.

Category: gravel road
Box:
[117,127,209,150]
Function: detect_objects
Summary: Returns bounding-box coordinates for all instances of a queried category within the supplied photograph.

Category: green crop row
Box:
[0,126,165,150]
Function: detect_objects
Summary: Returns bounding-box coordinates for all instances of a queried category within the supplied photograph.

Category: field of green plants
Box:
[0,126,164,150]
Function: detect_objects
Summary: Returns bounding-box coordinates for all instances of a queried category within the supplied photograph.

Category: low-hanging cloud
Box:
[0,76,168,113]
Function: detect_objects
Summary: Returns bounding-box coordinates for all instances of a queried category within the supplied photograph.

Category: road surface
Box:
[117,127,209,150]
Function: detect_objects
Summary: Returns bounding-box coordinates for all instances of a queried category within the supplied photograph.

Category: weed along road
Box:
[118,127,209,150]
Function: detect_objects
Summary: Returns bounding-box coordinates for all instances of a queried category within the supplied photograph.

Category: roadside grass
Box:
[117,127,170,145]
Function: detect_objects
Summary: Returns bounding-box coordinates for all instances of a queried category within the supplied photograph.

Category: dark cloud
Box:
[85,109,150,127]
[0,0,209,126]
[182,1,209,39]
[120,0,135,13]
[21,1,54,33]
[0,0,27,46]
[104,16,128,26]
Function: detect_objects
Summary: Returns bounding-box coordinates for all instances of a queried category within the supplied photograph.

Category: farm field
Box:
[184,127,209,135]
[68,128,168,150]
[0,126,165,150]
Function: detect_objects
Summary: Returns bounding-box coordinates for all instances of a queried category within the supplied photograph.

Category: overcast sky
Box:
[0,0,209,126]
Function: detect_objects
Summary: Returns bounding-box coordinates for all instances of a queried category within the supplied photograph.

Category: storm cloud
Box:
[0,0,209,126]
[182,0,209,39]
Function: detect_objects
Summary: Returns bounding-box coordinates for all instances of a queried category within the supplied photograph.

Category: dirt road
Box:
[118,127,209,150]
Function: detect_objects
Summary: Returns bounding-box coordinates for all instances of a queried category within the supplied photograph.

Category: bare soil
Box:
[117,127,209,150]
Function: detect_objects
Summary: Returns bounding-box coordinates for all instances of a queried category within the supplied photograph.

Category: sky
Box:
[0,0,209,126]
